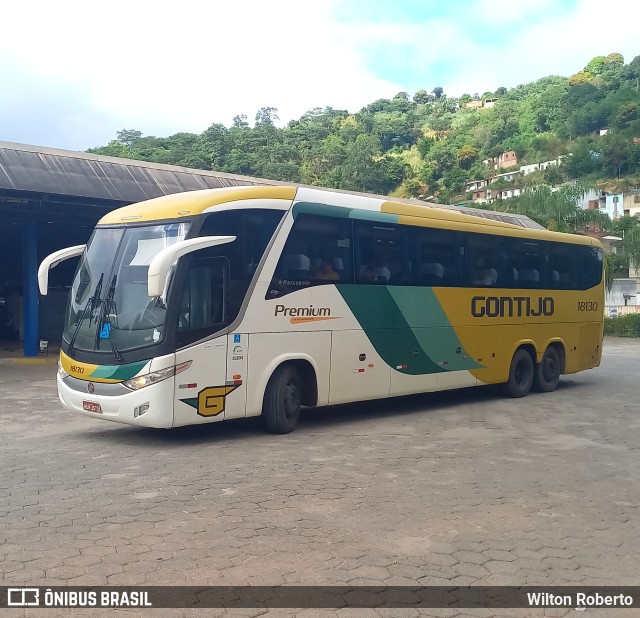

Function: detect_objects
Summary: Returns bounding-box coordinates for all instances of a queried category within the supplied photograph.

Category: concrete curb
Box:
[0,356,58,366]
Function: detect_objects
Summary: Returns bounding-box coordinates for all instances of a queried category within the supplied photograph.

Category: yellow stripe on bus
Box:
[99,186,297,224]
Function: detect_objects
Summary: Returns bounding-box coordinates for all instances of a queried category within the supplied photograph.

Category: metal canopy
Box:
[0,141,271,202]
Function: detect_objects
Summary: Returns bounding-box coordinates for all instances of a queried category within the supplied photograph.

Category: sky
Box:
[1,0,638,151]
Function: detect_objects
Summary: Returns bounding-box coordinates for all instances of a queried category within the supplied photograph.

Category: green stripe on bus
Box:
[388,287,482,372]
[336,285,481,375]
[90,360,149,381]
[292,202,352,219]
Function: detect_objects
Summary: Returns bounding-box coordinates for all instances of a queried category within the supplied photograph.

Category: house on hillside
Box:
[465,179,487,192]
[623,189,640,217]
[496,188,523,199]
[483,151,518,170]
[489,170,522,184]
[470,189,492,203]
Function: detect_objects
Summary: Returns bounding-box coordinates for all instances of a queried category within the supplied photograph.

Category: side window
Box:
[199,209,284,316]
[355,221,412,285]
[415,227,464,287]
[467,234,511,288]
[577,245,603,290]
[512,239,546,289]
[270,214,353,297]
[176,257,229,347]
[547,242,576,290]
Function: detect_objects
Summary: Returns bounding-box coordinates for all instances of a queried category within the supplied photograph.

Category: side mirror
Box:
[147,235,236,297]
[38,245,86,295]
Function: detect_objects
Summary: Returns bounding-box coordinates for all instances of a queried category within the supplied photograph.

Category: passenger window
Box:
[269,214,353,297]
[414,227,464,287]
[576,245,603,290]
[467,234,511,288]
[547,242,576,290]
[355,221,411,285]
[512,239,546,289]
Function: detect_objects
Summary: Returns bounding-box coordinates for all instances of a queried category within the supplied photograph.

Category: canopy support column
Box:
[22,221,38,357]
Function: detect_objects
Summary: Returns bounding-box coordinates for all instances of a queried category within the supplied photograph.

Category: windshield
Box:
[63,222,190,354]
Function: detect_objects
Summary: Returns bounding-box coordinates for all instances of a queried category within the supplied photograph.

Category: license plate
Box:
[83,400,102,413]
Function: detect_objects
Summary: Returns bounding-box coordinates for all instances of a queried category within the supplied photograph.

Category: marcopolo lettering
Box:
[274,304,331,318]
[471,296,554,318]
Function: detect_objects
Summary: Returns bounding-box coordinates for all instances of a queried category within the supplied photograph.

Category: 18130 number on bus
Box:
[577,301,598,311]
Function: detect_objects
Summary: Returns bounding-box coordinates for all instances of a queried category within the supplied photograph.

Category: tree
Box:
[432,86,444,100]
[606,53,624,67]
[232,114,249,128]
[542,165,564,186]
[417,136,434,158]
[600,133,632,178]
[622,55,640,90]
[488,182,598,233]
[442,167,467,192]
[585,55,607,77]
[456,145,478,170]
[569,71,596,86]
[413,89,432,104]
[615,102,639,126]
[116,129,143,150]
[255,107,279,126]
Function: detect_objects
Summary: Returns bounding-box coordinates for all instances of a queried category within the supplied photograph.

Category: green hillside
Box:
[89,53,640,204]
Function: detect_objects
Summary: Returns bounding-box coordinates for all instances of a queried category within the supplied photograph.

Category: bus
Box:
[38,185,604,433]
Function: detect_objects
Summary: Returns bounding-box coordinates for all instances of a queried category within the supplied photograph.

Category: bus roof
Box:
[98,184,599,247]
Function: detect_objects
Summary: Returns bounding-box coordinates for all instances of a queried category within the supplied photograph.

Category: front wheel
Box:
[502,349,534,398]
[263,364,302,434]
[533,346,561,392]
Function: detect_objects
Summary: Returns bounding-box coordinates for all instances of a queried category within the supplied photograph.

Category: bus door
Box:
[172,257,230,426]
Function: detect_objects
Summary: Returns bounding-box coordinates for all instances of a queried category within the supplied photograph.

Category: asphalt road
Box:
[1,338,639,617]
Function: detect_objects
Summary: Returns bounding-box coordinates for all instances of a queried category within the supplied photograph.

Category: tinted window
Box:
[467,234,512,288]
[414,227,464,287]
[512,239,546,289]
[576,245,603,290]
[547,242,577,289]
[174,209,283,343]
[354,221,412,285]
[270,214,353,297]
[176,257,228,348]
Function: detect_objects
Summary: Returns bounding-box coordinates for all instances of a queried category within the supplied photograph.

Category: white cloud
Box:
[349,0,640,96]
[0,0,400,149]
[1,0,638,150]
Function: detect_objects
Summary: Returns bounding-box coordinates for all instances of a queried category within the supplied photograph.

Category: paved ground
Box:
[1,338,639,617]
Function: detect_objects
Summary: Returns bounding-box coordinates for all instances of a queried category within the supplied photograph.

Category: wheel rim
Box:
[284,380,300,418]
[514,360,529,388]
[542,356,557,382]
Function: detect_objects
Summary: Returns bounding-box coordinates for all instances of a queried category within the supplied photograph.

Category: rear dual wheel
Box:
[503,346,561,398]
[533,346,561,392]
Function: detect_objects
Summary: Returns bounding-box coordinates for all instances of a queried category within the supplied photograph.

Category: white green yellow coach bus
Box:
[38,185,604,433]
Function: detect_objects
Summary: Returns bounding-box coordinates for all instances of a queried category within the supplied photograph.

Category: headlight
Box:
[122,361,191,391]
[58,360,69,380]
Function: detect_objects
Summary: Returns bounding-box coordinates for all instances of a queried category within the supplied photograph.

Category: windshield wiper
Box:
[68,273,104,354]
[95,275,123,362]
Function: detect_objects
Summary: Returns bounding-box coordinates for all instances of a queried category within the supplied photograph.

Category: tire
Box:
[502,348,534,398]
[263,364,302,434]
[533,346,561,393]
